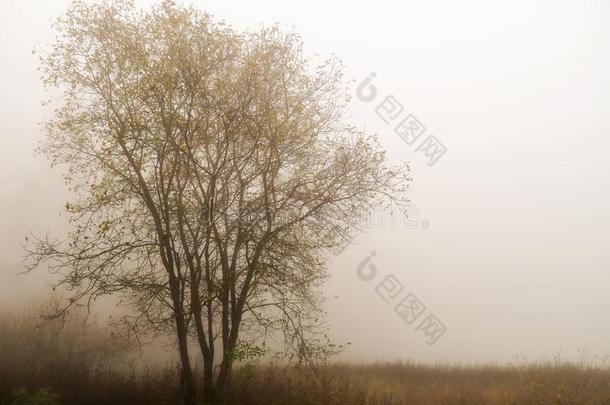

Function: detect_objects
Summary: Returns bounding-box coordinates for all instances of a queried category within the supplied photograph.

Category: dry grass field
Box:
[4,361,610,405]
[2,307,610,405]
[225,362,610,405]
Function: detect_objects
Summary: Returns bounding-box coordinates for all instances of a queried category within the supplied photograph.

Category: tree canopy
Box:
[28,1,410,403]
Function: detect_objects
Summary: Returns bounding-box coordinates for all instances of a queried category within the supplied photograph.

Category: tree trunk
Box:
[202,352,215,404]
[213,359,233,404]
[176,314,197,405]
[168,267,196,405]
[213,331,239,404]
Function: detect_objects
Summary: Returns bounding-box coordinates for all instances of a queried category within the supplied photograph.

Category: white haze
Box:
[1,0,609,365]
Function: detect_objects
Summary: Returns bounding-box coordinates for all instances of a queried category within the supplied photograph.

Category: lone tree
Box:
[28,1,409,403]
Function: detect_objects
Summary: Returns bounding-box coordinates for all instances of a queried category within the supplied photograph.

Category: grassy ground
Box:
[226,362,610,405]
[2,306,610,405]
[3,361,610,405]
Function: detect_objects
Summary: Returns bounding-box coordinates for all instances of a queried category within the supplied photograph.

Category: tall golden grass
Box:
[1,304,609,404]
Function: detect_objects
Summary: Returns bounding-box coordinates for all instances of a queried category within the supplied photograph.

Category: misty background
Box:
[1,0,609,366]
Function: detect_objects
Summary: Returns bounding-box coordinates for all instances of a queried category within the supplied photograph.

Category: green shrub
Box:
[10,388,61,405]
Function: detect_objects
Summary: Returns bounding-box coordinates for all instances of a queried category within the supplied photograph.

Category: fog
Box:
[1,0,609,366]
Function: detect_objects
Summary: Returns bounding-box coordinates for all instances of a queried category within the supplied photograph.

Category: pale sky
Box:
[1,0,609,365]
